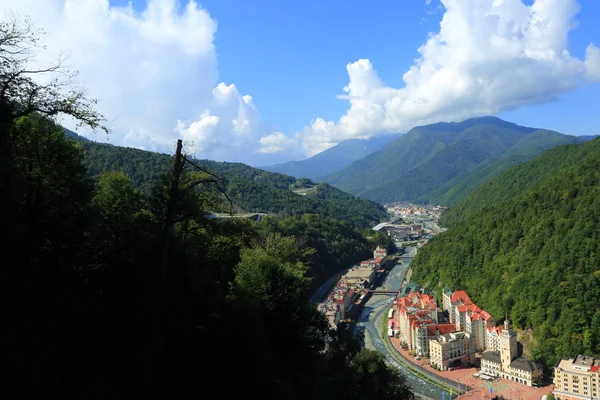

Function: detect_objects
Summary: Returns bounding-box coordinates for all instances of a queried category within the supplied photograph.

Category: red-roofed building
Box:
[395,291,462,357]
[374,245,387,259]
[443,288,498,351]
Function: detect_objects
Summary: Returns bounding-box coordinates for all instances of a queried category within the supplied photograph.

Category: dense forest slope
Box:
[412,138,600,370]
[325,117,585,205]
[263,134,400,180]
[76,138,387,228]
[440,139,600,226]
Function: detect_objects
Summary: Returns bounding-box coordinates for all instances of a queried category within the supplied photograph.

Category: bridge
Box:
[366,290,400,295]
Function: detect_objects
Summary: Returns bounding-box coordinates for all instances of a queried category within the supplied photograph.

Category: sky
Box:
[2,0,599,166]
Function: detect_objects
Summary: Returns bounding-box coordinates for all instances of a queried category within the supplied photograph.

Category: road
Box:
[310,265,353,304]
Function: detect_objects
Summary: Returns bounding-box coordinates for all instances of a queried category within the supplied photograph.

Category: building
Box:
[466,309,494,352]
[443,288,495,351]
[443,286,453,312]
[345,267,375,288]
[396,291,457,357]
[374,245,387,259]
[429,331,475,370]
[486,325,503,352]
[480,320,542,386]
[553,355,600,400]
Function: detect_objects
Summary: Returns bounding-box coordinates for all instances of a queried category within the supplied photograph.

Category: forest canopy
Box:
[0,17,410,399]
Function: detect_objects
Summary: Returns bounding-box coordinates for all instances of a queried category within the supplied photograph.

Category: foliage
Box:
[324,117,584,205]
[1,116,409,398]
[75,138,388,228]
[0,18,410,398]
[256,214,395,287]
[412,139,600,371]
[0,15,106,132]
[440,139,600,226]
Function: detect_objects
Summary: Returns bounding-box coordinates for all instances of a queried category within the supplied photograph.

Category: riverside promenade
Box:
[388,336,552,400]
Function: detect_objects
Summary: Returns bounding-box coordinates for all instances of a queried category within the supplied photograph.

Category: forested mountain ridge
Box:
[412,137,600,371]
[440,138,600,226]
[263,134,400,180]
[325,117,586,205]
[75,136,388,228]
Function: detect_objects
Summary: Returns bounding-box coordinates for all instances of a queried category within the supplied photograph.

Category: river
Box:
[356,252,447,400]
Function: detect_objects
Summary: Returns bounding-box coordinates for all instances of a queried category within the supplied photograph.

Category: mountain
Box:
[263,134,400,180]
[324,117,586,205]
[412,137,600,370]
[439,139,600,226]
[73,135,387,228]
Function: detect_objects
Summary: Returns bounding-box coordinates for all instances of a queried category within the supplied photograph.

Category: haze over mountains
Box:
[263,134,400,181]
[323,117,590,205]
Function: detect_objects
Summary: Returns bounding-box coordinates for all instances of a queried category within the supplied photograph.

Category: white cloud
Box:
[2,0,293,165]
[301,0,600,157]
[258,132,297,154]
[585,44,600,81]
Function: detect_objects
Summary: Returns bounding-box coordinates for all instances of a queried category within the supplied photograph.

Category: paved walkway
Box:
[389,337,553,400]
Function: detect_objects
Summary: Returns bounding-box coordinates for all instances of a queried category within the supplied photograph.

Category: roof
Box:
[480,311,493,320]
[437,323,455,335]
[511,358,540,373]
[374,257,384,264]
[345,268,373,280]
[482,351,501,364]
[443,286,453,296]
[372,222,389,231]
[488,326,503,335]
[556,355,600,373]
[450,290,472,304]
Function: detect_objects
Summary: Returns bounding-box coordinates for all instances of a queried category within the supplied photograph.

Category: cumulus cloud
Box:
[301,0,600,157]
[2,0,292,165]
[258,132,297,154]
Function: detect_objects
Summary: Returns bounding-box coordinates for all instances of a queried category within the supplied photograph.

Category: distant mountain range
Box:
[323,116,590,205]
[262,134,400,180]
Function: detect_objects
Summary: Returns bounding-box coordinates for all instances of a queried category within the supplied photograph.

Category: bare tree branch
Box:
[0,13,107,134]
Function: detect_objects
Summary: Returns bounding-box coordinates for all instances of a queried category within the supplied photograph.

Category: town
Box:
[317,202,600,400]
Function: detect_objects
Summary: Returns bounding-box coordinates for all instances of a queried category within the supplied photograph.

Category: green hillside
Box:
[77,139,387,228]
[411,138,600,370]
[425,130,585,205]
[263,134,400,180]
[440,139,600,226]
[325,117,584,205]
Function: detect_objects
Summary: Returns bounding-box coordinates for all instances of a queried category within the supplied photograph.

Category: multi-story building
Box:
[553,355,600,400]
[443,286,453,312]
[345,267,375,288]
[486,325,503,352]
[411,321,455,357]
[443,288,495,351]
[429,331,475,370]
[397,292,438,347]
[466,310,494,352]
[480,320,542,386]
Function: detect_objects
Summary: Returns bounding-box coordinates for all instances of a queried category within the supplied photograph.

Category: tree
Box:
[0,14,106,133]
[351,349,413,400]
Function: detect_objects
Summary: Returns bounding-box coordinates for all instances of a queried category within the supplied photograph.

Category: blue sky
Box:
[4,0,600,165]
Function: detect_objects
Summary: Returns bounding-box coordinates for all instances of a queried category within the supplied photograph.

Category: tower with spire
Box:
[499,319,518,372]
